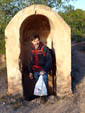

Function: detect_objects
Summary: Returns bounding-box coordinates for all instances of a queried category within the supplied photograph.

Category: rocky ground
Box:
[0,42,85,113]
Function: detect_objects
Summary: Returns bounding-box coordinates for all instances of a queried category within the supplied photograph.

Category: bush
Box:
[0,39,5,54]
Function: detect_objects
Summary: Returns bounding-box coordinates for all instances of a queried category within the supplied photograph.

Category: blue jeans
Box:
[34,71,48,86]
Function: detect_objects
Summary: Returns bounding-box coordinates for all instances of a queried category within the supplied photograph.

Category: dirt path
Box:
[0,42,85,113]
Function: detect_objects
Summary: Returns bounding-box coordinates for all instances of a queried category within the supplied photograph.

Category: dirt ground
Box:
[0,42,85,113]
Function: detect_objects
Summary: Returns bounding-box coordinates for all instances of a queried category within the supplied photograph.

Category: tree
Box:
[59,9,85,42]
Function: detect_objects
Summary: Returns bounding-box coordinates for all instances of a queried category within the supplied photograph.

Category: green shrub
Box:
[0,39,5,54]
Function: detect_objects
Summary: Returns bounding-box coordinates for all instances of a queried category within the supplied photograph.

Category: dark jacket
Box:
[29,42,52,73]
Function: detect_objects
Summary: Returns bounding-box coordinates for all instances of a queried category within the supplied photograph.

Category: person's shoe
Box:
[40,96,47,104]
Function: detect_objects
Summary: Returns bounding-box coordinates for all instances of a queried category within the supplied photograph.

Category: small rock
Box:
[3,102,5,105]
[10,98,16,103]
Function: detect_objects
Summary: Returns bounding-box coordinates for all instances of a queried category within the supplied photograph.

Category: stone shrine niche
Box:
[5,5,72,98]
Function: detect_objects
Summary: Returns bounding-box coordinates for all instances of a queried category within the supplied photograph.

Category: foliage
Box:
[0,39,5,54]
[59,9,85,42]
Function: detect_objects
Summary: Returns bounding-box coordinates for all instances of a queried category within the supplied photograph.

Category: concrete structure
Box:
[5,5,72,98]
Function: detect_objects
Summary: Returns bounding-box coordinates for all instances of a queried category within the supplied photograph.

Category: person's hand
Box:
[40,71,45,75]
[29,73,33,79]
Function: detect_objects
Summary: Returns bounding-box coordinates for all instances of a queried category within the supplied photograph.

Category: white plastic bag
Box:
[34,75,47,96]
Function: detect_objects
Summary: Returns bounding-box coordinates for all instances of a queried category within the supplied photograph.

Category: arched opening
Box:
[19,14,56,100]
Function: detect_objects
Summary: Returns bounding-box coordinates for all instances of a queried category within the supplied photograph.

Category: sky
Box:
[53,0,85,12]
[70,0,85,10]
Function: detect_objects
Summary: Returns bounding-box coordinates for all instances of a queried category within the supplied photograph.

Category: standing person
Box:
[28,35,52,104]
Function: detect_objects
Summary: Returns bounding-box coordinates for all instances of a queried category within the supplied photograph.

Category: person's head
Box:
[31,35,40,48]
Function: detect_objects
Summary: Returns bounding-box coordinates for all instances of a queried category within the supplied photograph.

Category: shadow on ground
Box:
[71,42,85,92]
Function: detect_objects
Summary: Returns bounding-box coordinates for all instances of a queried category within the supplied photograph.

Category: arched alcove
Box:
[20,14,56,99]
[20,14,51,69]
